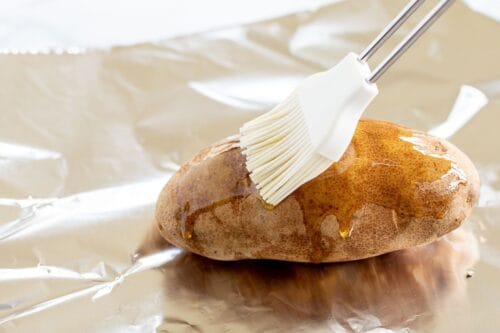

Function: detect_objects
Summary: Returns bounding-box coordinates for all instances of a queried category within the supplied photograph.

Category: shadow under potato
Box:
[138,227,477,332]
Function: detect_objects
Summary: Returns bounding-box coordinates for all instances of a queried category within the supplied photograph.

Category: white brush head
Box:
[240,53,378,206]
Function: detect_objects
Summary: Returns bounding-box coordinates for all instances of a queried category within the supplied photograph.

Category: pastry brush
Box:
[240,0,456,206]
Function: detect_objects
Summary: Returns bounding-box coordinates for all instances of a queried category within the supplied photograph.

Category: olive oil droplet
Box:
[263,202,275,211]
[339,226,352,239]
[184,229,193,240]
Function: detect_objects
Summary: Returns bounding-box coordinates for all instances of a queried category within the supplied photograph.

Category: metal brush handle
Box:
[359,0,456,83]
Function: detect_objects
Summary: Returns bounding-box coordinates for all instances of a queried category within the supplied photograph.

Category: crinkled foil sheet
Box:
[1,1,499,332]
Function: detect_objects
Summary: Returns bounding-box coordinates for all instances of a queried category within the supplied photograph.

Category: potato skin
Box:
[155,120,480,262]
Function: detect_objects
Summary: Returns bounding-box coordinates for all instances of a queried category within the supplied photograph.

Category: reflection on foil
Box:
[188,76,301,110]
[0,238,179,326]
[476,80,500,100]
[0,142,68,197]
[91,247,181,301]
[153,229,477,332]
[478,165,500,208]
[0,198,56,241]
[1,178,167,242]
[429,85,488,139]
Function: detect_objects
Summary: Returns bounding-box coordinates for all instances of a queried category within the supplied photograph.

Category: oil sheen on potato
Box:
[174,120,466,241]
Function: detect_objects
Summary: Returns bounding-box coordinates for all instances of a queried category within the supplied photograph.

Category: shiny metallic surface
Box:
[0,1,499,332]
[368,0,457,83]
[359,0,425,62]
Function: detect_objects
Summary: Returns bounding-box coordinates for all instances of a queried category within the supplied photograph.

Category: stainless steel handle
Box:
[360,0,456,83]
[359,0,426,62]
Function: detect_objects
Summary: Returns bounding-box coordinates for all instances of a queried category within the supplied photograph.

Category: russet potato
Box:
[155,120,479,262]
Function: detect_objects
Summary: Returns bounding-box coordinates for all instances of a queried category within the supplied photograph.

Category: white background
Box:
[0,0,339,50]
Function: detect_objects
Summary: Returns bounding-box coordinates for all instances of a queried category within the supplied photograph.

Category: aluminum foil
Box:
[1,1,499,332]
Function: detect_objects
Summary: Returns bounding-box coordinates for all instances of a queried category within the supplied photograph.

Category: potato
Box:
[155,119,479,262]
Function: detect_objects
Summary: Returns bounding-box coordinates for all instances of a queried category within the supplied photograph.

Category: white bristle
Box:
[240,53,378,206]
[240,92,333,205]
